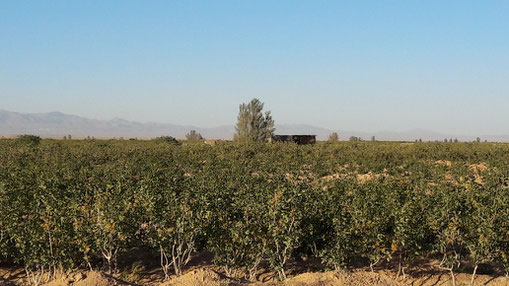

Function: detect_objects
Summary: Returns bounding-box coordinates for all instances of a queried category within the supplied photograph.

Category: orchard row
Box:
[0,139,508,284]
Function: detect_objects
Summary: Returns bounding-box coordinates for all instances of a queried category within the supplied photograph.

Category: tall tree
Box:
[328,132,339,142]
[235,98,275,141]
[185,130,204,141]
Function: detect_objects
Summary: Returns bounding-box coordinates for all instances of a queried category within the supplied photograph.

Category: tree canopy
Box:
[235,98,275,142]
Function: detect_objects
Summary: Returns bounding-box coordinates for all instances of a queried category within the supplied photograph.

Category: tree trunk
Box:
[101,250,113,275]
[396,253,403,279]
[160,245,171,280]
[278,269,286,281]
[247,257,261,281]
[369,258,380,273]
[470,263,478,285]
[25,265,45,286]
[450,268,456,286]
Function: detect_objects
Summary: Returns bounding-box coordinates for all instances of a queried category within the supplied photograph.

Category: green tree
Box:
[264,175,306,280]
[17,134,41,146]
[328,132,339,142]
[185,130,204,141]
[429,185,468,286]
[234,98,275,142]
[153,136,181,145]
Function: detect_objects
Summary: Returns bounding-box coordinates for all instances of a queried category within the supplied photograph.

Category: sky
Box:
[1,1,508,135]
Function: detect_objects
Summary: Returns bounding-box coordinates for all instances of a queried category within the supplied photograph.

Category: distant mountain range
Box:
[0,110,507,142]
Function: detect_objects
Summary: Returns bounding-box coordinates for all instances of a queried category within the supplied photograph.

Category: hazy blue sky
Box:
[1,1,508,135]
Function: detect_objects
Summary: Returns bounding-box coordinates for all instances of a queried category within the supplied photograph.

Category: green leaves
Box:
[0,138,508,283]
[235,98,275,142]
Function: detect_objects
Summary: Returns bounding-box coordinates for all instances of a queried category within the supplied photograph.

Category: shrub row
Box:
[0,139,508,285]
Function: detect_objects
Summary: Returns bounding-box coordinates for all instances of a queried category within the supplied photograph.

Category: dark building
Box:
[270,135,317,145]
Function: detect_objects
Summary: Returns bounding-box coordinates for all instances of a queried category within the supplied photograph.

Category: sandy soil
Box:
[2,266,507,286]
[44,271,126,286]
[147,268,509,286]
[1,251,507,286]
[158,268,508,286]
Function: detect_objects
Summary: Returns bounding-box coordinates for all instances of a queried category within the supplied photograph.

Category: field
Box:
[0,139,508,285]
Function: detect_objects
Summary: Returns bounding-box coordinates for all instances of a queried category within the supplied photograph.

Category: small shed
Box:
[270,135,317,145]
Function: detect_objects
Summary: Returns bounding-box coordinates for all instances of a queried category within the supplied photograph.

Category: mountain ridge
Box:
[0,110,507,142]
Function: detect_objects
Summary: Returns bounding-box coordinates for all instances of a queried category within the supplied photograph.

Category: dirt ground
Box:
[1,266,508,286]
[36,269,509,286]
[161,267,509,286]
[0,251,507,285]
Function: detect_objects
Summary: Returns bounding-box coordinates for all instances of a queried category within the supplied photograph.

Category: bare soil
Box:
[34,268,509,286]
[1,251,507,285]
[2,265,508,285]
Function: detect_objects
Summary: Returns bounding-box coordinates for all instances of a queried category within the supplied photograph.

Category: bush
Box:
[153,136,181,145]
[16,134,41,146]
[0,140,507,283]
[185,130,204,141]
